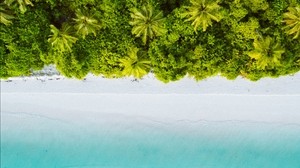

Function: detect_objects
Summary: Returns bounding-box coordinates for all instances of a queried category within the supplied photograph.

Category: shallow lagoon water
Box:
[1,112,300,168]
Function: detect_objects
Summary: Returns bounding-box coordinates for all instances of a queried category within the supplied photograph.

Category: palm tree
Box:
[73,10,101,39]
[182,0,223,32]
[247,36,285,69]
[0,3,14,26]
[283,5,300,39]
[119,47,151,79]
[48,24,78,52]
[129,5,166,44]
[4,0,33,13]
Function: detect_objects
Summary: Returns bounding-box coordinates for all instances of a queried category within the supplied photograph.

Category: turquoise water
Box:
[1,113,300,168]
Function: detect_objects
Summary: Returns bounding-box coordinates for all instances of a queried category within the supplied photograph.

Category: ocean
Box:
[1,112,300,168]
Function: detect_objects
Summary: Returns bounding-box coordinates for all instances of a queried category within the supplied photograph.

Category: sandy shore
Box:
[2,72,300,94]
[2,73,300,125]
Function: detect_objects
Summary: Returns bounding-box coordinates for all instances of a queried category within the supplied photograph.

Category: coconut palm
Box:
[0,3,14,26]
[283,5,300,39]
[4,0,33,13]
[129,5,166,44]
[48,24,78,52]
[247,36,285,69]
[119,47,151,79]
[182,0,223,32]
[73,10,101,39]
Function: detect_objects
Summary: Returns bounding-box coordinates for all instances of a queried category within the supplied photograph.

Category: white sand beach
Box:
[2,72,300,125]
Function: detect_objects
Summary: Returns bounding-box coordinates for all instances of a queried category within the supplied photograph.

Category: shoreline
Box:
[2,72,300,95]
[2,93,300,124]
[2,71,300,126]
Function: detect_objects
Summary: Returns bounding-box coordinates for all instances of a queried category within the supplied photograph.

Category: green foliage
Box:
[182,0,223,32]
[0,5,50,77]
[1,0,300,82]
[283,5,300,39]
[73,10,101,38]
[247,36,285,70]
[53,52,89,79]
[48,24,78,52]
[241,0,269,12]
[0,3,14,26]
[231,17,260,40]
[129,5,167,44]
[4,0,33,13]
[119,47,151,79]
[228,2,248,21]
[263,0,288,25]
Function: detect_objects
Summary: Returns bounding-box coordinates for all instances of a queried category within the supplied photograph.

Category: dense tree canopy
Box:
[1,0,300,82]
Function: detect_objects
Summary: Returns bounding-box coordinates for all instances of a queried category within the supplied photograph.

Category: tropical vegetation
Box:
[182,0,223,32]
[130,5,166,44]
[283,5,300,39]
[1,0,300,82]
[119,47,151,79]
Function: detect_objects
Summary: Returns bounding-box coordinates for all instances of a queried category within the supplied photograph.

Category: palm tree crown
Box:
[129,5,166,44]
[247,36,285,69]
[0,3,14,26]
[283,5,300,39]
[183,0,223,32]
[119,47,151,79]
[4,0,33,13]
[48,24,78,52]
[73,10,101,39]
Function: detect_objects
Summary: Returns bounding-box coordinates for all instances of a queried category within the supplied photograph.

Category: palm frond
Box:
[183,0,223,32]
[4,0,33,13]
[48,24,78,52]
[129,5,166,44]
[247,36,285,69]
[0,3,14,26]
[73,10,101,39]
[283,5,300,39]
[119,47,151,79]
